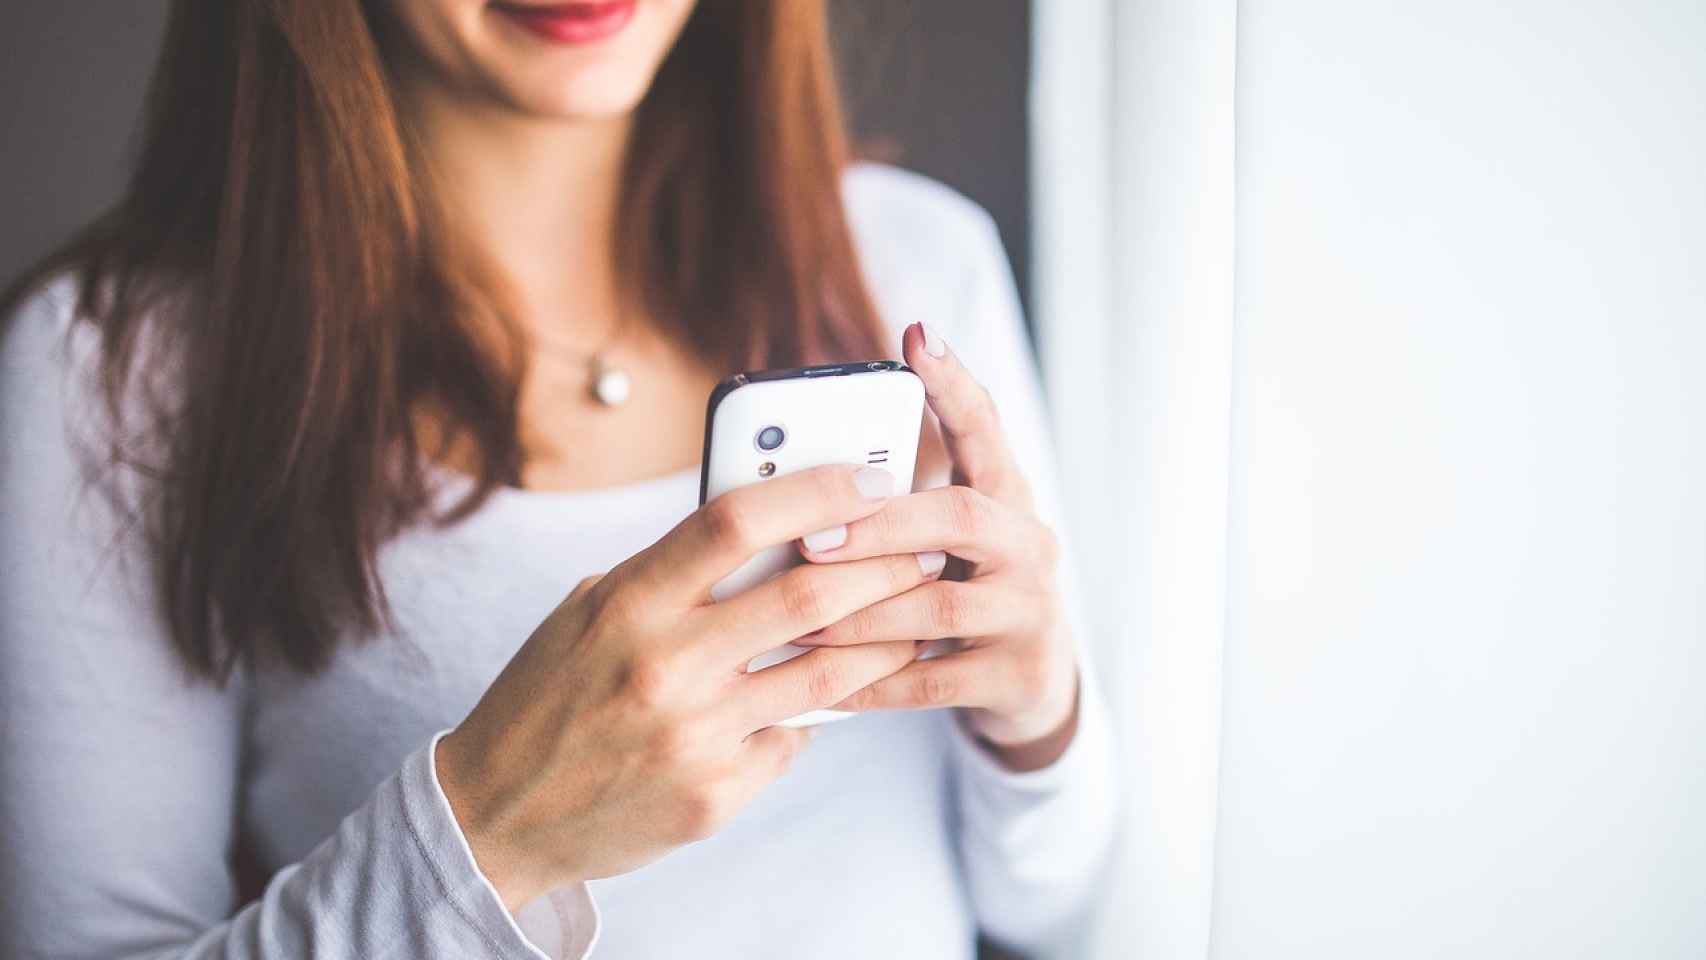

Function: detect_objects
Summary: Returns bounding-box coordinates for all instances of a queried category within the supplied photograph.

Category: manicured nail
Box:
[917,550,947,577]
[917,637,957,660]
[853,466,893,499]
[921,322,947,358]
[802,525,848,553]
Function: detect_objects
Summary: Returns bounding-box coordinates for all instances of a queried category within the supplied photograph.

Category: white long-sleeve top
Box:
[0,165,1115,959]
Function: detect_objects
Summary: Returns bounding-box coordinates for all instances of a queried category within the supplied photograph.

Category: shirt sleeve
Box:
[936,214,1121,952]
[0,281,598,960]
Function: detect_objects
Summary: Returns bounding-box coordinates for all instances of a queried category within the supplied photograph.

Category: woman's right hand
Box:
[434,464,936,911]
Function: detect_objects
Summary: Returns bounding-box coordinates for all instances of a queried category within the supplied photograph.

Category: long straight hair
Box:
[2,0,887,680]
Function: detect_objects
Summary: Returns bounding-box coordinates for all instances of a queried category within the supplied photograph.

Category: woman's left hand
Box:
[793,322,1081,772]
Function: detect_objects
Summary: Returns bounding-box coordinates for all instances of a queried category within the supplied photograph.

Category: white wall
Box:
[1213,1,1706,956]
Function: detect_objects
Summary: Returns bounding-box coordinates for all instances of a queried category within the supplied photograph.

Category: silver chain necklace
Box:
[534,314,632,409]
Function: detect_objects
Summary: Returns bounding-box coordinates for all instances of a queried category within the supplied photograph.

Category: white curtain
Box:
[1032,2,1237,956]
[1032,1,1706,957]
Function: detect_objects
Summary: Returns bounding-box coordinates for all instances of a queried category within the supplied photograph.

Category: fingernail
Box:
[853,466,893,500]
[917,637,957,660]
[917,550,947,577]
[922,322,947,358]
[802,525,847,553]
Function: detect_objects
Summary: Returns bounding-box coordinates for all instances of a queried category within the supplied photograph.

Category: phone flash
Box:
[758,462,776,477]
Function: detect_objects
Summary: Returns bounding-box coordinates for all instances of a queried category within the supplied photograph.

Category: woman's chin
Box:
[495,70,656,122]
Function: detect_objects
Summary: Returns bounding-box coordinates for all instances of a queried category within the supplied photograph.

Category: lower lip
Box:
[490,1,636,44]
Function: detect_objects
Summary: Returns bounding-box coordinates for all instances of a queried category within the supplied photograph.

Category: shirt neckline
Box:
[425,460,701,514]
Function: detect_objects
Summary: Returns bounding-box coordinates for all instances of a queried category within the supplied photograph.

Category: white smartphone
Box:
[699,359,926,727]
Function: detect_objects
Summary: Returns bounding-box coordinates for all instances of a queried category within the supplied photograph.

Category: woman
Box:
[0,1,1113,957]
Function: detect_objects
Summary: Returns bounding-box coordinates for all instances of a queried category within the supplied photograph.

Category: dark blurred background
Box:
[0,1,1032,316]
[830,1,1031,315]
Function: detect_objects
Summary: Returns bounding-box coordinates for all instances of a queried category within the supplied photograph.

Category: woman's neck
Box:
[407,82,632,345]
[397,78,721,492]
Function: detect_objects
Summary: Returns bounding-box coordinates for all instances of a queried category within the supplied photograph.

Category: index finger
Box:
[902,322,1032,508]
[733,639,921,732]
[619,463,896,603]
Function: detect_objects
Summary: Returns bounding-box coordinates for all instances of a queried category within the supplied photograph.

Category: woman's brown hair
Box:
[1,0,886,680]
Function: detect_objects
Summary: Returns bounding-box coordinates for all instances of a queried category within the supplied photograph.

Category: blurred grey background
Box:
[0,5,167,289]
[0,1,1032,315]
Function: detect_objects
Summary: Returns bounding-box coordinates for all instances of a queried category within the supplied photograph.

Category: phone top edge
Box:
[698,360,915,505]
[715,360,913,389]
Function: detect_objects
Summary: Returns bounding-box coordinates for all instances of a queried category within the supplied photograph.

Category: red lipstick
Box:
[489,1,637,45]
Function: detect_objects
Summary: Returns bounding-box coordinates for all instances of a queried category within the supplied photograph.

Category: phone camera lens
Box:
[867,361,889,371]
[755,425,786,452]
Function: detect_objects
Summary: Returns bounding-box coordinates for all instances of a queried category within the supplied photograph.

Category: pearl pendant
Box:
[590,354,631,407]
